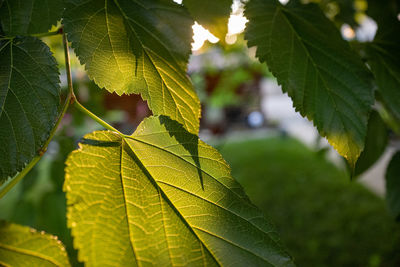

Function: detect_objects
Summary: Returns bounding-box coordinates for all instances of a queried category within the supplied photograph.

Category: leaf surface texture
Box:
[0,0,64,35]
[0,221,70,266]
[63,0,200,133]
[0,37,61,183]
[64,116,293,266]
[245,0,374,166]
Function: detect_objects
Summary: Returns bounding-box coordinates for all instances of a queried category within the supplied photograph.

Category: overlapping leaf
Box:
[0,221,70,266]
[63,0,200,134]
[245,0,374,166]
[354,110,388,176]
[386,152,400,220]
[366,20,400,121]
[183,0,232,40]
[0,0,64,35]
[64,116,293,266]
[0,37,61,183]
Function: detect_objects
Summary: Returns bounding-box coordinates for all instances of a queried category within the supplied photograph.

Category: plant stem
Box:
[0,157,41,199]
[63,32,121,133]
[31,28,62,38]
[74,99,121,133]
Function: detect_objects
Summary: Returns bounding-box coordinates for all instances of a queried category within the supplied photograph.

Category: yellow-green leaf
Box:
[64,116,293,266]
[63,0,200,134]
[0,221,70,267]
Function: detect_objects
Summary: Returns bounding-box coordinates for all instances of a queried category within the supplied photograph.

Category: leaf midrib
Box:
[122,138,222,266]
[118,143,140,267]
[123,134,284,253]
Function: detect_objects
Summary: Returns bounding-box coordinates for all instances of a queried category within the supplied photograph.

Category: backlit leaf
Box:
[183,0,232,40]
[0,37,61,184]
[0,221,70,266]
[245,0,374,166]
[0,0,64,36]
[63,0,200,134]
[64,116,293,266]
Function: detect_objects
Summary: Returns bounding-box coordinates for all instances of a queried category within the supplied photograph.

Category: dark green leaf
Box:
[0,221,70,266]
[367,20,400,121]
[0,0,64,36]
[0,37,61,184]
[386,151,400,220]
[64,116,294,266]
[366,0,399,29]
[354,110,388,176]
[183,0,232,40]
[63,0,200,134]
[245,0,374,166]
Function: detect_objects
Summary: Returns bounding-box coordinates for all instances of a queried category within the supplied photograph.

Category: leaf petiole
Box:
[63,32,122,135]
[31,28,63,38]
[73,97,121,134]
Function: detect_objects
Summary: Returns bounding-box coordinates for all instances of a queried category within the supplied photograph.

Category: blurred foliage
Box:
[219,137,400,267]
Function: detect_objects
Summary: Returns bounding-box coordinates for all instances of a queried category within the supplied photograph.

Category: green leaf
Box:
[354,110,388,176]
[386,152,400,220]
[64,116,293,266]
[0,0,64,36]
[0,37,61,184]
[183,0,232,40]
[245,0,374,166]
[366,21,400,121]
[0,221,70,266]
[366,0,399,29]
[63,0,200,134]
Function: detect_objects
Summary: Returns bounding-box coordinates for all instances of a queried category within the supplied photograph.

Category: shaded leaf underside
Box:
[0,221,70,267]
[63,0,200,134]
[245,0,374,166]
[367,21,400,121]
[354,110,388,176]
[65,116,293,266]
[386,152,400,220]
[0,0,64,35]
[183,0,232,40]
[0,37,61,183]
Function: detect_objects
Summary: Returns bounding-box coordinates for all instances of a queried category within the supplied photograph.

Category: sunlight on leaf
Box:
[0,221,70,266]
[64,116,294,266]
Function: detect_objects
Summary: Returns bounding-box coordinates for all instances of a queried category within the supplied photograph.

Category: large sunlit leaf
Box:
[366,20,400,121]
[64,116,294,266]
[183,0,232,40]
[63,0,200,134]
[386,152,400,220]
[0,37,61,184]
[354,110,388,176]
[0,0,64,35]
[0,221,70,266]
[245,0,374,166]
